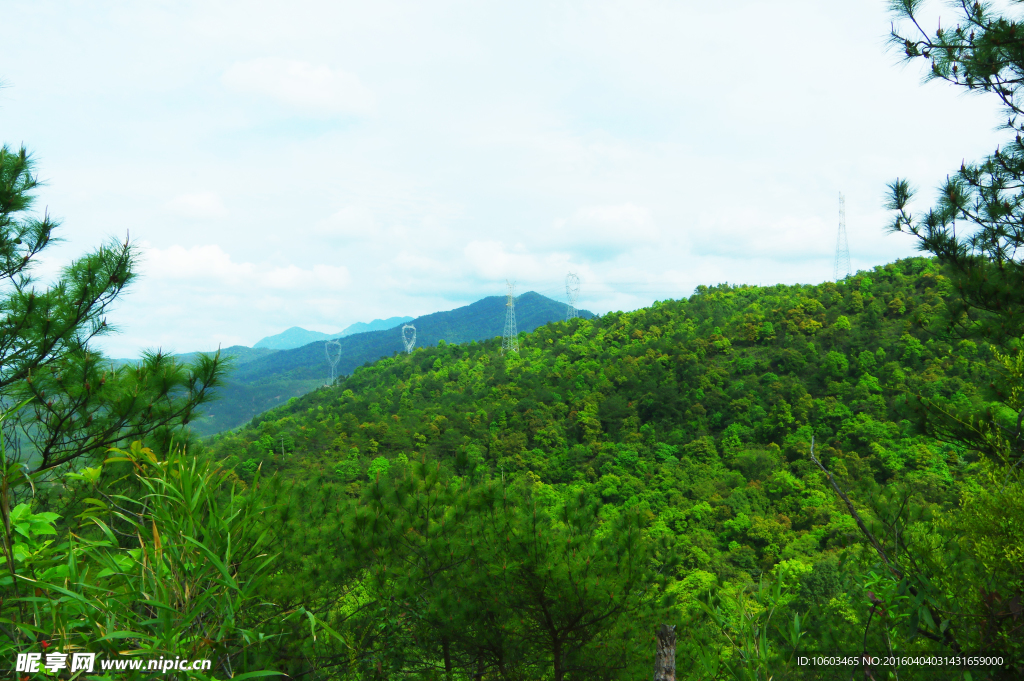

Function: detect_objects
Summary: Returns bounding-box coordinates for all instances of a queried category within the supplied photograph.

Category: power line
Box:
[501,279,519,355]
[834,191,851,282]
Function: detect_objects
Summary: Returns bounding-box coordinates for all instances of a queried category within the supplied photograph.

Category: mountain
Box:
[253,317,415,350]
[173,345,278,366]
[190,292,592,436]
[207,257,1020,675]
[108,345,278,371]
[253,327,340,350]
[338,316,414,337]
[231,292,592,384]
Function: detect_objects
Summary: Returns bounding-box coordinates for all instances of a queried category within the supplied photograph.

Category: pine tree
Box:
[887,0,1024,348]
[874,5,1024,665]
[355,457,472,679]
[333,460,675,680]
[0,144,225,476]
[462,484,674,681]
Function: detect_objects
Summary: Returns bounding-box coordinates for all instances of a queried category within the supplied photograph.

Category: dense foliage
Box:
[8,3,1024,679]
[207,257,1022,679]
[889,0,1024,344]
[0,144,254,678]
[190,292,593,437]
[1,439,334,679]
[0,145,224,475]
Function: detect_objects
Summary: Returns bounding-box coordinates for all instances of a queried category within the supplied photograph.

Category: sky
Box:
[0,0,1013,357]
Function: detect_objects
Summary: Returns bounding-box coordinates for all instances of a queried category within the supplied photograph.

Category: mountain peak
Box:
[253,327,340,350]
[253,317,415,351]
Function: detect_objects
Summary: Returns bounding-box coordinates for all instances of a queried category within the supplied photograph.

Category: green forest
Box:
[185,292,594,438]
[200,258,1022,679]
[2,1,1024,680]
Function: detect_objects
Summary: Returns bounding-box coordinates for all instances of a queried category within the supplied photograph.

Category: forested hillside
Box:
[191,291,593,436]
[207,257,1023,679]
[9,2,1024,678]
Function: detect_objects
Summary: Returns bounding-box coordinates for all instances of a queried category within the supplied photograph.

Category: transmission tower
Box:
[834,191,851,282]
[324,339,342,386]
[501,280,519,355]
[401,324,417,353]
[565,272,580,321]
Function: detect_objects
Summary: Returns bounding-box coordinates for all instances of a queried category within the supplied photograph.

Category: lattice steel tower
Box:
[502,280,519,354]
[565,272,580,321]
[834,191,851,282]
[324,339,342,386]
[401,324,417,354]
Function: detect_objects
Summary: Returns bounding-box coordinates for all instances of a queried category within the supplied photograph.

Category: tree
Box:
[349,457,472,679]
[333,460,676,680]
[875,4,1024,667]
[886,0,1024,349]
[0,144,225,478]
[463,484,675,681]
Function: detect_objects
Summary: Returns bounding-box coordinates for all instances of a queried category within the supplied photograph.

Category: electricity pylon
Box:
[565,272,580,321]
[834,191,851,282]
[502,280,519,354]
[325,339,342,386]
[401,324,417,353]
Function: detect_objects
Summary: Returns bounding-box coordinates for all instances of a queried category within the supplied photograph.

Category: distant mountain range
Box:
[187,292,592,437]
[252,316,414,350]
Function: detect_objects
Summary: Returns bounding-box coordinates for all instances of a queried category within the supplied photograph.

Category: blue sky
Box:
[0,0,1009,357]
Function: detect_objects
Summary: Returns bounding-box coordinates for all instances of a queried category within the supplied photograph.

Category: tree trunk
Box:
[552,633,565,681]
[652,624,676,681]
[442,636,453,680]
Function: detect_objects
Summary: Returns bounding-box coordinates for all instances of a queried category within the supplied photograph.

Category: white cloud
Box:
[547,203,659,259]
[686,210,832,260]
[165,192,228,219]
[139,243,349,291]
[140,244,254,284]
[264,263,351,290]
[314,205,377,239]
[463,240,577,283]
[99,243,354,354]
[392,250,452,277]
[221,58,375,116]
[4,0,1007,356]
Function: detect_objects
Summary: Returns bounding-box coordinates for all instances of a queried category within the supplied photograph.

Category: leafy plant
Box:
[0,440,339,679]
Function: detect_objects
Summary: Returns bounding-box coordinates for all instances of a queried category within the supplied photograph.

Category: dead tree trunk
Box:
[653,624,676,681]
